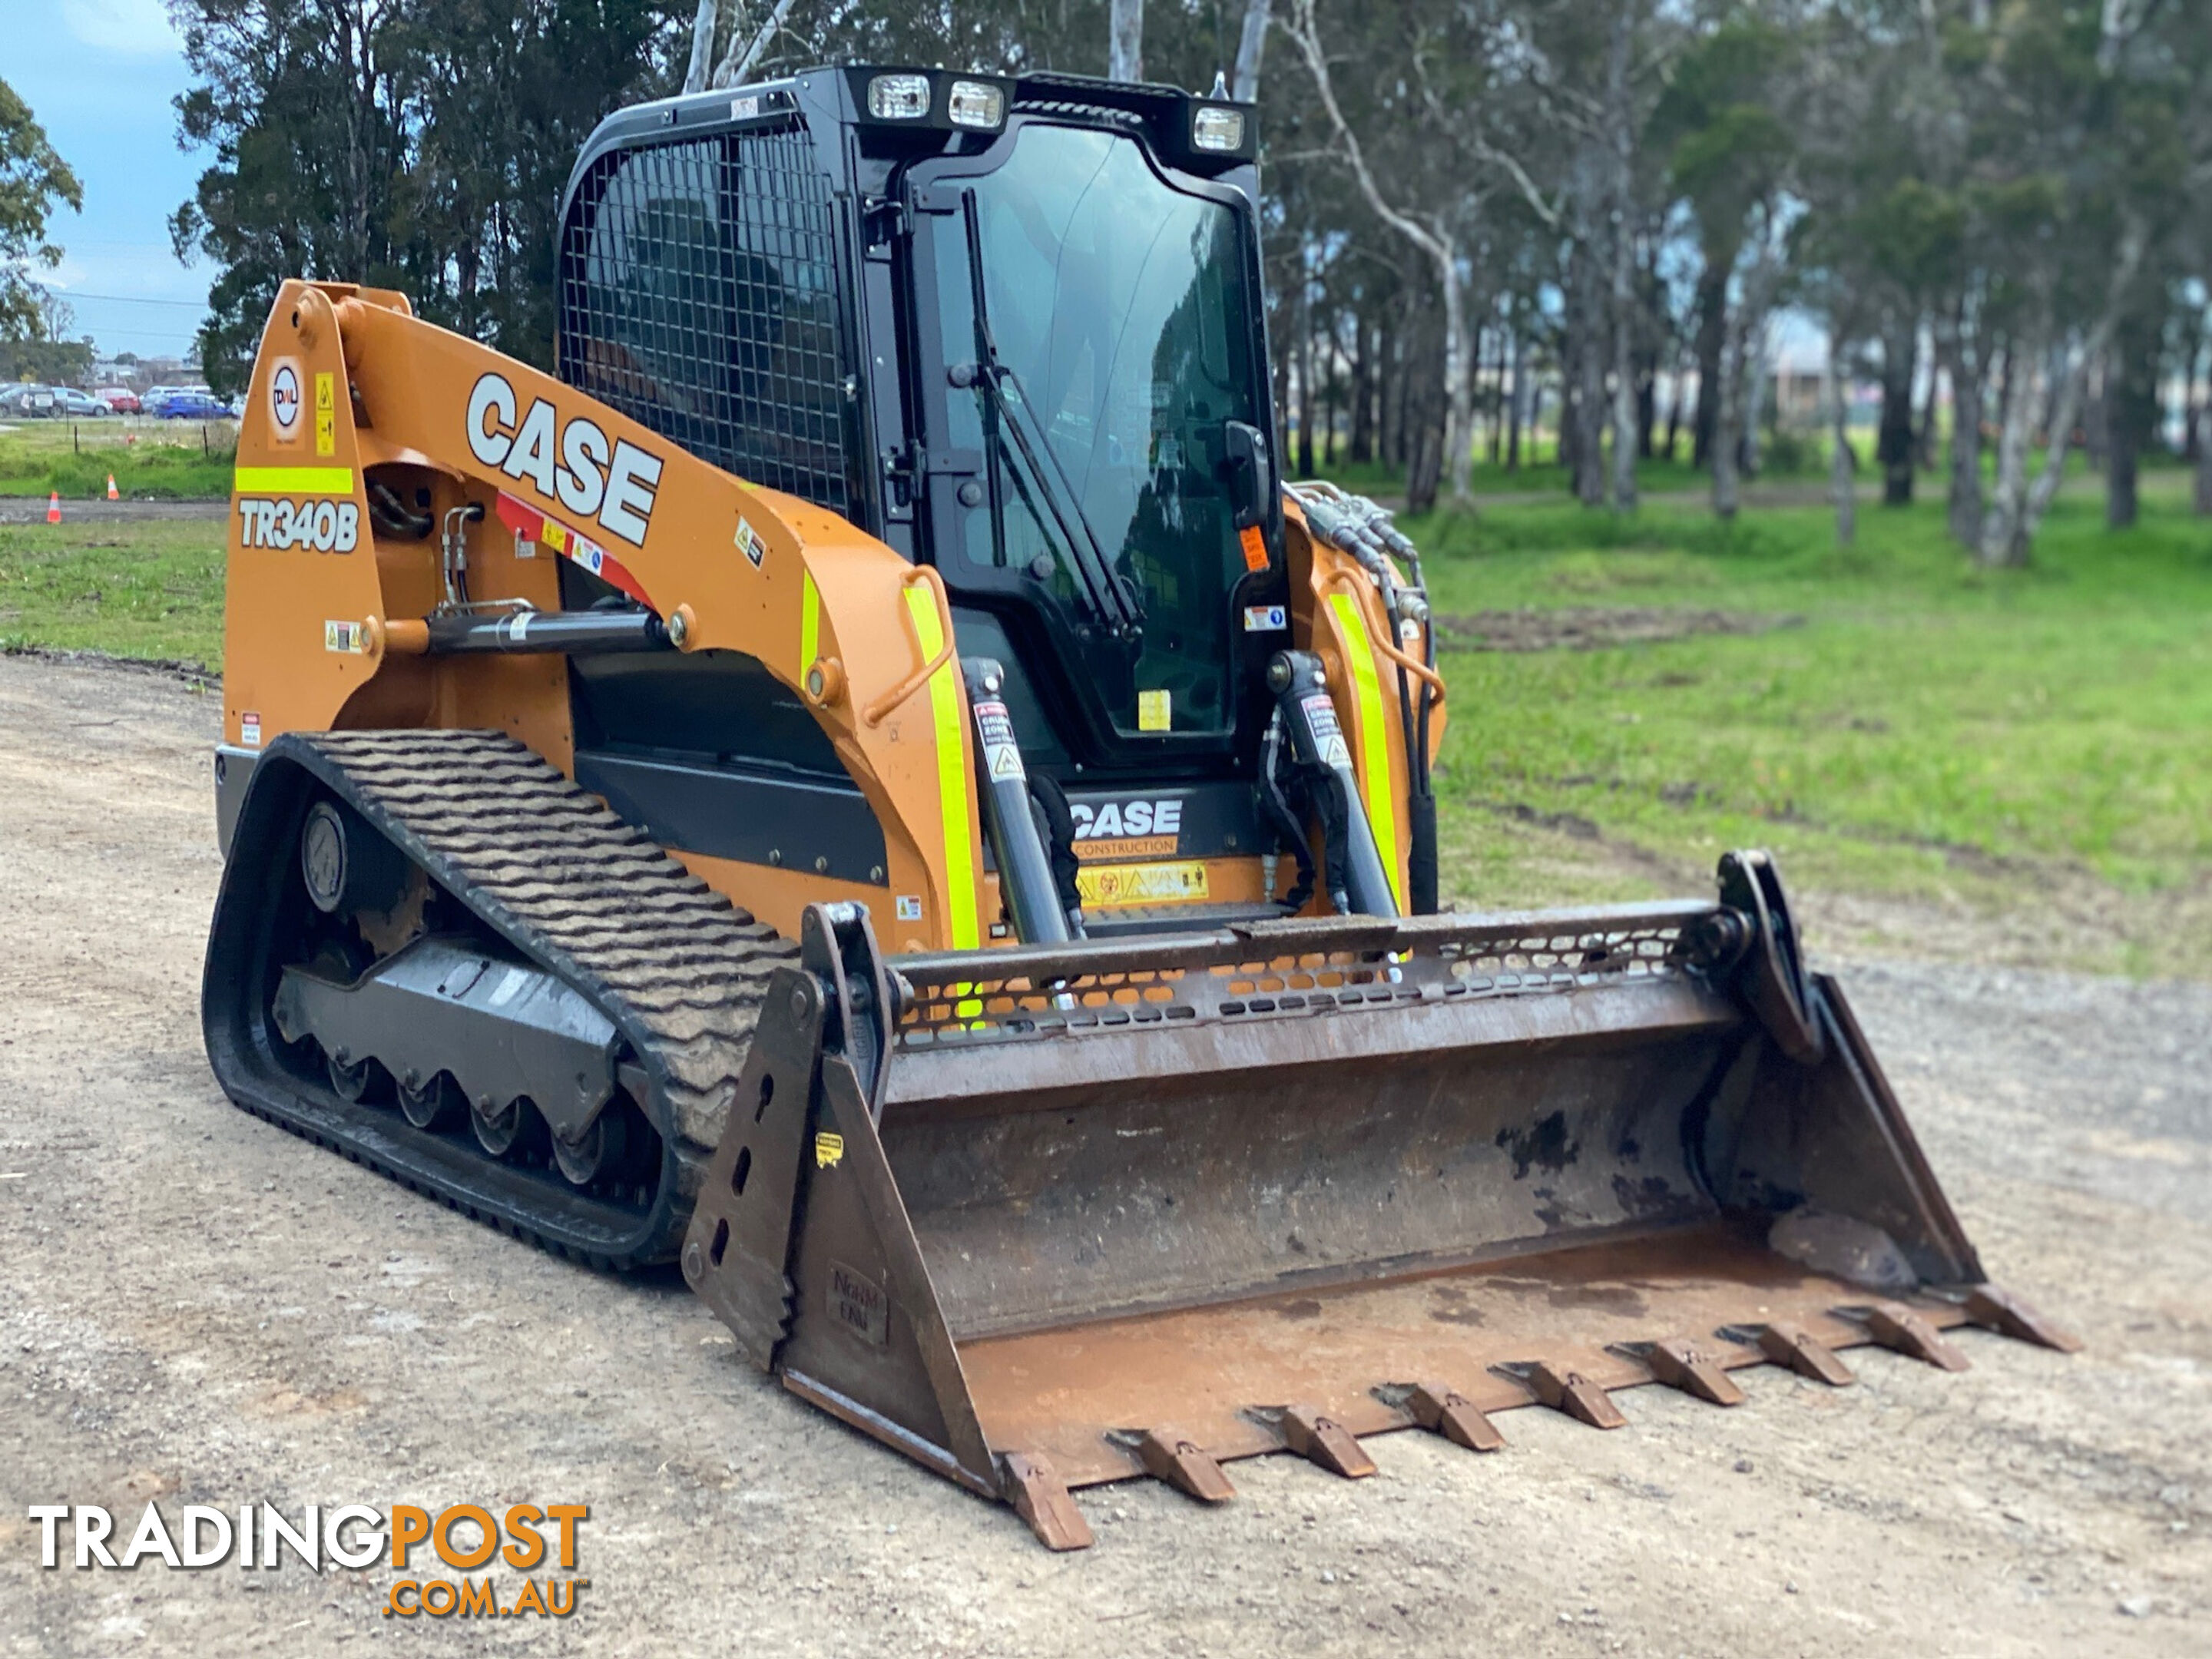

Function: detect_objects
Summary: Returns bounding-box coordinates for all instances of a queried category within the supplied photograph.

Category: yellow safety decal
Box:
[904,583,979,949]
[814,1131,844,1169]
[314,370,336,455]
[234,465,355,495]
[1078,860,1210,908]
[1328,591,1404,912]
[800,570,820,671]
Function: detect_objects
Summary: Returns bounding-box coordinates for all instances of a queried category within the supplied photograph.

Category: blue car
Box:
[153,390,230,419]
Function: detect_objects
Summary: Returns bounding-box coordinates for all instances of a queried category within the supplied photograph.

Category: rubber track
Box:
[296,729,796,1259]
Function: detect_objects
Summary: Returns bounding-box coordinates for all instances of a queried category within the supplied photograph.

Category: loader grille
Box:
[559,124,853,513]
[890,906,1704,1046]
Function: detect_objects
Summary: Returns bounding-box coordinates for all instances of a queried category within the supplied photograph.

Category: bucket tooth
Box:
[1741,1321,1856,1386]
[1280,1405,1378,1479]
[1131,1429,1237,1503]
[1633,1338,1747,1407]
[1849,1303,1971,1371]
[1403,1383,1506,1452]
[999,1452,1093,1551]
[1962,1285,2083,1353]
[1515,1362,1628,1429]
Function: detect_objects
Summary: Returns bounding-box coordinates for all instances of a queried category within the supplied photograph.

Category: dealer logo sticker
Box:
[268,358,303,442]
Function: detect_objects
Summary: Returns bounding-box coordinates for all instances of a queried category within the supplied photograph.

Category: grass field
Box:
[2,471,2205,972]
[0,518,226,667]
[0,417,238,499]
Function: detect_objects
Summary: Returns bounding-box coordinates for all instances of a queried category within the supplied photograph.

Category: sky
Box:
[2,0,213,361]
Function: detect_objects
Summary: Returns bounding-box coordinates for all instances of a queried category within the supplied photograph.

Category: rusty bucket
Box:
[682,852,2077,1548]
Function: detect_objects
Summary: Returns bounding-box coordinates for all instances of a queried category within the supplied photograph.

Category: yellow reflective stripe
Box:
[800,570,820,668]
[233,465,355,495]
[1329,591,1404,912]
[904,584,979,949]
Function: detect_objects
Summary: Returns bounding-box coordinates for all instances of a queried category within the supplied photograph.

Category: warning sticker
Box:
[323,619,368,654]
[974,698,1025,782]
[815,1132,846,1170]
[493,491,652,607]
[1238,523,1269,572]
[1303,693,1352,769]
[313,370,336,457]
[896,895,924,922]
[733,516,767,568]
[1243,604,1287,632]
[240,712,261,749]
[1077,860,1210,909]
[1137,688,1171,732]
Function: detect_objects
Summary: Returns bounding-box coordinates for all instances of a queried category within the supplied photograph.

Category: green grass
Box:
[0,517,227,667]
[0,418,237,499]
[1406,478,2212,971]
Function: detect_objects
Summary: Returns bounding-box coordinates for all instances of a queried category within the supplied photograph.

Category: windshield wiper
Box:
[959,190,1143,639]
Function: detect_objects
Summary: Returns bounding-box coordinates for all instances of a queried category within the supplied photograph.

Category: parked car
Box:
[152,389,230,419]
[56,389,105,418]
[0,383,60,417]
[95,387,141,414]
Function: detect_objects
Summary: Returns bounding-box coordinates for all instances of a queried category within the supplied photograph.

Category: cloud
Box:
[62,0,182,55]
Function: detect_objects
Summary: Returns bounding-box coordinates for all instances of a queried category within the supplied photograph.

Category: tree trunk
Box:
[1712,211,1781,521]
[1689,251,1730,468]
[1441,251,1475,502]
[1877,318,1916,505]
[2105,316,2157,531]
[1295,282,1315,478]
[1995,227,2144,562]
[1939,331,1984,550]
[1828,329,1856,545]
[1568,245,1606,505]
[1713,314,1743,520]
[1231,0,1270,101]
[1979,335,2039,567]
[1609,220,1637,509]
[1348,312,1373,464]
[2197,419,2212,515]
[1505,327,1525,471]
[1405,306,1446,514]
[1108,0,1143,81]
[1603,1,1637,512]
[684,0,720,93]
[1916,350,1940,470]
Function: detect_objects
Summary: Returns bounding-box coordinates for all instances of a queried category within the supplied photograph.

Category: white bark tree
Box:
[1285,0,1477,504]
[1232,0,1270,103]
[711,0,800,87]
[1108,0,1144,82]
[683,0,720,94]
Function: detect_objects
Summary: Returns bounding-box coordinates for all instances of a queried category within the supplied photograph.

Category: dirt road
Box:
[1,655,2205,1657]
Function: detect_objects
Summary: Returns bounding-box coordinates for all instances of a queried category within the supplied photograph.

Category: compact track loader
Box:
[203,65,2075,1549]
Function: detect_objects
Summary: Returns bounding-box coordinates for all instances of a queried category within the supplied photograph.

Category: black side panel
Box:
[577,750,887,886]
[568,642,843,775]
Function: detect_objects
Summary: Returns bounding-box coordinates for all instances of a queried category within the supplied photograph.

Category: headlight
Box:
[946,80,1005,130]
[1192,105,1245,152]
[867,74,932,121]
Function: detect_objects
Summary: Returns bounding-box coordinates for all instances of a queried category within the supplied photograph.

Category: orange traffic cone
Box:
[105,474,119,501]
[45,492,61,525]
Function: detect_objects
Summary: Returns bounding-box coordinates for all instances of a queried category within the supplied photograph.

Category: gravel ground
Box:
[0,498,228,525]
[1,654,2205,1657]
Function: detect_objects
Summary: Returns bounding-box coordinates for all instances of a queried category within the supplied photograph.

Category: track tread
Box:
[280,729,798,1265]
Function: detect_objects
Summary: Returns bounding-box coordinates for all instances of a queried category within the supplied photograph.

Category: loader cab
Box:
[555,67,1282,795]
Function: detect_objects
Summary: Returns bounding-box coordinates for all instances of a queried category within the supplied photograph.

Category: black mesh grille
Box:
[558,124,853,514]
